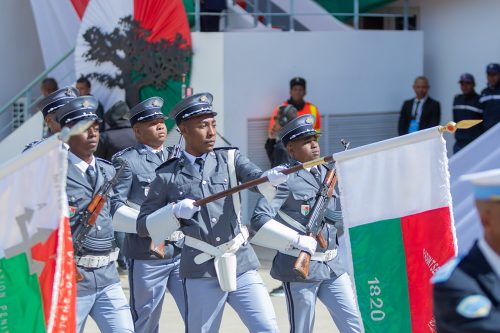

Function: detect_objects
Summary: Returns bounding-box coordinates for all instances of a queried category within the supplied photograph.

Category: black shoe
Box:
[117,262,128,275]
[269,285,285,297]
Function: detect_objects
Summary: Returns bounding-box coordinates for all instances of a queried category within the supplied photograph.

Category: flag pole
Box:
[194,155,334,206]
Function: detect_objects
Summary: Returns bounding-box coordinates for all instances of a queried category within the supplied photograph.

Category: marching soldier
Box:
[433,169,500,333]
[55,96,134,332]
[251,115,362,333]
[112,97,185,332]
[23,86,79,152]
[136,92,287,333]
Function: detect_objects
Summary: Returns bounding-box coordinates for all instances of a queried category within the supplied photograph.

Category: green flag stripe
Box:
[0,253,46,333]
[350,218,412,333]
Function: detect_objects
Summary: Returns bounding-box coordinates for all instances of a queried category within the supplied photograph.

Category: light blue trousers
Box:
[183,270,279,333]
[76,281,134,333]
[129,258,185,333]
[283,273,363,333]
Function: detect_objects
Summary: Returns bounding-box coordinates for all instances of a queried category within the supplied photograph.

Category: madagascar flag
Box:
[333,128,457,333]
[0,137,75,332]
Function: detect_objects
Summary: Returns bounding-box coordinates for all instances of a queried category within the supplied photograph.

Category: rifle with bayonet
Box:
[73,160,127,282]
[292,168,337,279]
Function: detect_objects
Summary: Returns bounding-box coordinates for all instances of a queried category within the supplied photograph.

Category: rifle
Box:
[292,168,337,279]
[149,129,184,259]
[73,161,127,282]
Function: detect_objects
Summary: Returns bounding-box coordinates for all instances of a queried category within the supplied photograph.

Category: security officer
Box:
[433,169,500,333]
[55,96,134,332]
[112,97,185,333]
[252,115,363,333]
[453,73,484,153]
[23,86,79,152]
[268,77,321,139]
[265,104,298,167]
[136,92,288,333]
[479,63,500,131]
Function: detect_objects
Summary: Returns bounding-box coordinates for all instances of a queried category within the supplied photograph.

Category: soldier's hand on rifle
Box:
[173,199,200,219]
[267,165,288,186]
[293,235,317,256]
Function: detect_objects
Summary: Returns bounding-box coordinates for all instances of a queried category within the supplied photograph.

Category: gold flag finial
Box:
[438,120,483,133]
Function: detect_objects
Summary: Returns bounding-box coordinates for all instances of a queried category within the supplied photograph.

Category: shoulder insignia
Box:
[213,146,239,151]
[95,157,113,165]
[456,295,492,319]
[155,156,180,172]
[431,256,462,284]
[111,146,134,161]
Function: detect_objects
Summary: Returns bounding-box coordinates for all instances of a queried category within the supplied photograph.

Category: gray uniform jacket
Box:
[252,161,345,282]
[137,148,263,279]
[67,156,120,294]
[112,144,180,260]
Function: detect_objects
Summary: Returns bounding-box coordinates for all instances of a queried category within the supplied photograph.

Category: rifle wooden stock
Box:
[194,155,334,206]
[74,161,127,282]
[293,169,338,280]
[75,194,107,282]
[293,232,314,279]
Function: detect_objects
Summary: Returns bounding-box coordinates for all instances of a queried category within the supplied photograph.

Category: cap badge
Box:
[305,116,313,124]
[65,88,74,97]
[82,100,91,108]
[152,99,161,107]
[199,95,208,103]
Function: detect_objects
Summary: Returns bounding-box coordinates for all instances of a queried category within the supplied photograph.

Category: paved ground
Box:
[84,246,340,332]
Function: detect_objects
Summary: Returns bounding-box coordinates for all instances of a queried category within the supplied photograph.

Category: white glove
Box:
[293,235,317,256]
[172,199,200,219]
[267,165,288,186]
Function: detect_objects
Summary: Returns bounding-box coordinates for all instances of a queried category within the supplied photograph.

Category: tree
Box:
[82,15,192,107]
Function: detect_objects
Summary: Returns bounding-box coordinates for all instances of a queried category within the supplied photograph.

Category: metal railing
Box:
[188,0,411,31]
[0,48,75,138]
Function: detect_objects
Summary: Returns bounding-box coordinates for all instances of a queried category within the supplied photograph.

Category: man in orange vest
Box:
[268,77,321,139]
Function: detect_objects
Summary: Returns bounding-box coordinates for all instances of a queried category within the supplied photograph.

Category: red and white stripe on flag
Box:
[0,138,75,333]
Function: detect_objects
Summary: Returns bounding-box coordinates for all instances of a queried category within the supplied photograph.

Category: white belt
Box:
[75,249,120,269]
[185,226,249,264]
[279,248,337,262]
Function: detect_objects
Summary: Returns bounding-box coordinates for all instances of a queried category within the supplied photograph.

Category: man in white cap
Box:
[433,169,500,332]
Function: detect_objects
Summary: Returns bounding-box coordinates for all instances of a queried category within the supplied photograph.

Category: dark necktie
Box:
[413,100,421,120]
[86,165,97,188]
[155,150,164,162]
[310,167,322,186]
[195,157,204,173]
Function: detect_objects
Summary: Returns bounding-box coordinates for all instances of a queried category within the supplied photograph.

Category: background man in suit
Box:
[398,76,441,135]
[433,169,500,332]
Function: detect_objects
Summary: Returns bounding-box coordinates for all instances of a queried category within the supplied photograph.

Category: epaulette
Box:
[431,256,463,284]
[155,155,180,172]
[213,146,239,151]
[111,146,134,161]
[96,157,113,165]
[22,139,43,153]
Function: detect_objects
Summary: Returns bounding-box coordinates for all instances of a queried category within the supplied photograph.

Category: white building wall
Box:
[419,0,500,124]
[203,31,424,156]
[0,0,44,107]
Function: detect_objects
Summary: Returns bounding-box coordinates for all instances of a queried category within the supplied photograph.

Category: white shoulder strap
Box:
[227,149,242,227]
